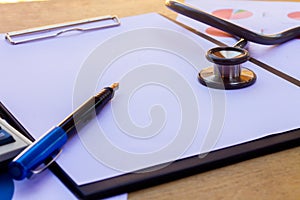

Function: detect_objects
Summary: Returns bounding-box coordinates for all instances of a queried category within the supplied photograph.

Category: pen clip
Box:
[30,149,63,176]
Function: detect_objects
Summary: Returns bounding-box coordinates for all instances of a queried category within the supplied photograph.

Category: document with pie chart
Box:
[178,0,300,81]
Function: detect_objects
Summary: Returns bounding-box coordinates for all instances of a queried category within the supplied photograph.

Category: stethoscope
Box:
[166,0,300,89]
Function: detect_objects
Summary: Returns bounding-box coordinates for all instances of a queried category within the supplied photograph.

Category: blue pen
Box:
[9,83,119,180]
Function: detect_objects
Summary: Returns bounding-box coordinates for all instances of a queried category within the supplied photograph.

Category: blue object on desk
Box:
[0,172,14,200]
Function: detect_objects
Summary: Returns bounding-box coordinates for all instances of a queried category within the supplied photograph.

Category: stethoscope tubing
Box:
[166,0,300,45]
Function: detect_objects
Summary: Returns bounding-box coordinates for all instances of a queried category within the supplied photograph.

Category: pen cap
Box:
[9,126,68,180]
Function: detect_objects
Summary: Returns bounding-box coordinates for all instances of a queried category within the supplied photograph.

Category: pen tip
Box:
[110,82,119,90]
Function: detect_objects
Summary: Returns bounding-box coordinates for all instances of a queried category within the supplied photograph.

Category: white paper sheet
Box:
[12,170,127,200]
[12,170,76,200]
[177,0,300,80]
[11,170,127,200]
[0,12,299,188]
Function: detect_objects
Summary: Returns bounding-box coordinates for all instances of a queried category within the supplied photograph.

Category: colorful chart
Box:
[287,12,300,39]
[206,9,253,38]
[288,11,300,21]
[212,9,253,20]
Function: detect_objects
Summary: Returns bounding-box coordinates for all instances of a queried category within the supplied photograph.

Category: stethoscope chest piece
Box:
[198,46,256,90]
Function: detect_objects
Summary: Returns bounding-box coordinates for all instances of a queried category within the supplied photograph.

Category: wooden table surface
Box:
[1,0,300,199]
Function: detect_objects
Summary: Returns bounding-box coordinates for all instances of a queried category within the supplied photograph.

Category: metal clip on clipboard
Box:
[5,15,120,45]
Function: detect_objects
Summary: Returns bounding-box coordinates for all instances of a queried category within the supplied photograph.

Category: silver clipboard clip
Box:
[5,15,120,45]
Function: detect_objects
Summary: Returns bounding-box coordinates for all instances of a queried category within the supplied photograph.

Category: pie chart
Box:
[287,11,300,39]
[212,9,253,20]
[288,11,300,21]
[206,9,253,37]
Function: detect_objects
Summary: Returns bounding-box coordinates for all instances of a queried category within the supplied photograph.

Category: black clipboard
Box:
[4,97,299,199]
[49,128,300,200]
[2,14,300,199]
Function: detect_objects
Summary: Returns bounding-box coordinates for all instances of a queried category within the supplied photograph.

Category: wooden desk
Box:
[1,0,299,199]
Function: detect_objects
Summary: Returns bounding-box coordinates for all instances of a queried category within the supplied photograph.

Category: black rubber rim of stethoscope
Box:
[206,46,249,65]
